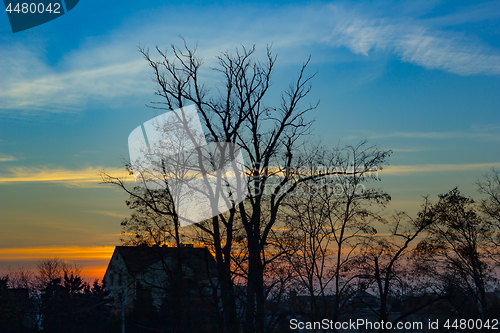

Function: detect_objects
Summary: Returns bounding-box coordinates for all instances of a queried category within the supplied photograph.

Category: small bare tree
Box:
[357,199,442,333]
[477,169,500,266]
[477,168,500,225]
[273,142,390,327]
[36,258,81,289]
[6,267,36,292]
[120,188,178,246]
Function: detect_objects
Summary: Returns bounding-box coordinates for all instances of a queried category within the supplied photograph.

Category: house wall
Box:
[103,252,136,309]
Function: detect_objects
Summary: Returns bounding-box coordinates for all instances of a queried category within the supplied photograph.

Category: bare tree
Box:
[358,198,443,332]
[477,168,500,225]
[273,142,390,326]
[102,42,311,333]
[2,259,105,332]
[120,188,177,246]
[101,41,391,332]
[36,258,81,290]
[477,169,500,266]
[6,267,36,292]
[1,269,39,331]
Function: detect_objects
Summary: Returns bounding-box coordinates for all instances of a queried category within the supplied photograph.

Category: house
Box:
[103,244,218,309]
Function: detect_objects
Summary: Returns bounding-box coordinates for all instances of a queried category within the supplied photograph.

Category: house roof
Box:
[104,245,218,281]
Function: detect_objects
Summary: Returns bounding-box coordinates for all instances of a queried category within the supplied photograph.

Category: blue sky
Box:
[1,0,500,277]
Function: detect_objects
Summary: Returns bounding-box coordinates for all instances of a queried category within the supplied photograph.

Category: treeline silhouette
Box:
[2,176,500,333]
[92,179,500,333]
[0,259,118,332]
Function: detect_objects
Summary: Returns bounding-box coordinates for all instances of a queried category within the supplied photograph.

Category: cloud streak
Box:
[0,246,115,279]
[319,2,500,76]
[3,162,496,183]
[1,2,499,116]
[0,42,150,115]
[0,246,115,261]
[369,130,500,141]
[382,162,500,175]
[86,210,129,219]
[0,166,131,187]
[0,155,16,162]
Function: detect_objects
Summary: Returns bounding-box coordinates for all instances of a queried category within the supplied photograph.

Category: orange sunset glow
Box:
[0,246,115,280]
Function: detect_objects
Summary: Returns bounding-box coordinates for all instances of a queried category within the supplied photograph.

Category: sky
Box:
[1,0,500,280]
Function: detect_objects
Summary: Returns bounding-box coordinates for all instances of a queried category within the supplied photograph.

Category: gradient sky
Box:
[1,0,500,280]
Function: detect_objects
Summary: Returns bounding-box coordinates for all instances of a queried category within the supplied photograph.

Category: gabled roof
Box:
[104,245,217,281]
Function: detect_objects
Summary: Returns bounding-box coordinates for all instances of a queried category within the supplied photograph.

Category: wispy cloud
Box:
[187,2,500,76]
[367,129,500,141]
[0,154,16,162]
[0,43,150,115]
[383,162,500,175]
[385,148,427,153]
[0,166,131,187]
[320,2,500,75]
[86,210,129,219]
[1,2,499,116]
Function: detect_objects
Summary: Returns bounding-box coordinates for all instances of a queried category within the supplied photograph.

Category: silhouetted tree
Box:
[102,41,331,333]
[0,275,26,332]
[416,188,497,319]
[1,261,118,333]
[84,280,119,333]
[357,198,447,332]
[120,187,177,246]
[0,274,36,333]
[101,41,392,333]
[477,168,500,266]
[274,142,390,326]
[41,274,116,333]
[477,168,500,225]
